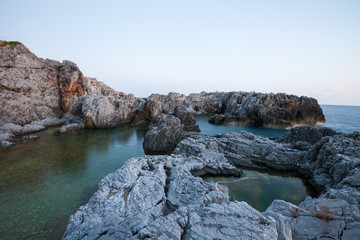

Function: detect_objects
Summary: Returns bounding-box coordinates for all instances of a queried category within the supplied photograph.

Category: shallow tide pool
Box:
[0,125,147,240]
[204,170,314,212]
[0,113,331,239]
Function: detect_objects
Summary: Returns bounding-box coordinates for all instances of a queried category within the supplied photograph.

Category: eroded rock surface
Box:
[1,42,326,151]
[63,126,360,239]
[143,113,201,154]
[141,92,326,128]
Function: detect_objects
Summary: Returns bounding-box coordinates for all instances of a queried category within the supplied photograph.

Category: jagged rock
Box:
[144,91,326,128]
[64,126,360,239]
[80,94,137,128]
[143,114,190,154]
[0,41,131,129]
[0,43,63,125]
[129,109,147,126]
[208,114,237,125]
[173,106,196,125]
[277,125,337,145]
[143,114,202,154]
[57,123,85,134]
[143,99,163,120]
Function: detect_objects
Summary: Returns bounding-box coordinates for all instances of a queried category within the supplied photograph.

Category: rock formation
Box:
[63,126,360,239]
[143,113,200,154]
[1,41,325,148]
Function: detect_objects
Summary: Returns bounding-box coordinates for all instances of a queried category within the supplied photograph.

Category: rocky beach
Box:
[1,42,359,240]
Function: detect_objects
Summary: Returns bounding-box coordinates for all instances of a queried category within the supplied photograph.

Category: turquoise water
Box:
[0,105,357,239]
[195,115,288,137]
[0,125,147,240]
[204,170,314,212]
[197,116,312,211]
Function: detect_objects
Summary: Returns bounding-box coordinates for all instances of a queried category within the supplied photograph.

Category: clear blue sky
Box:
[1,0,359,105]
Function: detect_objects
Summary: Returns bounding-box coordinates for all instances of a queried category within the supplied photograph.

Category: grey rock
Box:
[144,98,163,120]
[144,91,326,128]
[81,94,137,128]
[58,123,85,134]
[143,114,193,154]
[64,125,360,239]
[173,106,196,125]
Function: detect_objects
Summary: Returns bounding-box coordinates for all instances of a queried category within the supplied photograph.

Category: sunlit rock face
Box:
[64,126,360,240]
[0,42,120,126]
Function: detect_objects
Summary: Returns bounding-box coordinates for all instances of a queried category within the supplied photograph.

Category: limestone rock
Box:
[173,106,196,125]
[142,91,326,128]
[57,123,85,134]
[64,126,360,239]
[143,114,190,154]
[81,94,137,128]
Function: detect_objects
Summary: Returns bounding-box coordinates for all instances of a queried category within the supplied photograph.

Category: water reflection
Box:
[204,170,315,212]
[0,124,147,240]
[195,116,288,138]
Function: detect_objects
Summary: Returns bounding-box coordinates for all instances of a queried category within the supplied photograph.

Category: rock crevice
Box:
[63,126,360,239]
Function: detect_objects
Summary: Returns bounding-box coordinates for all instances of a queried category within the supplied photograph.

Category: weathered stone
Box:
[143,114,189,154]
[58,123,85,134]
[64,126,360,239]
[143,99,163,120]
[173,106,196,125]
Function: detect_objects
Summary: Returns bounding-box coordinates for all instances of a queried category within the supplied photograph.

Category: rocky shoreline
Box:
[0,41,325,148]
[62,126,360,240]
[2,41,357,240]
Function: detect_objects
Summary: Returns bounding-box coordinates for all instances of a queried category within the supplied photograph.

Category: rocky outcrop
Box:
[63,126,360,239]
[143,114,200,154]
[0,41,127,128]
[0,42,64,126]
[141,92,326,128]
[173,106,196,125]
[1,41,327,152]
[0,117,65,147]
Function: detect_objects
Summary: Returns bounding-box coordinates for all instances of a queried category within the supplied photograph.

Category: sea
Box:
[0,104,359,239]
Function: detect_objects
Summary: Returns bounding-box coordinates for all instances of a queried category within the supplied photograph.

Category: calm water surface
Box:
[0,105,357,239]
[0,125,147,240]
[195,115,288,137]
[204,170,314,212]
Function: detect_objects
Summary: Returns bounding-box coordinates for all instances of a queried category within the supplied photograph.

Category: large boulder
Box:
[80,94,137,128]
[173,106,196,125]
[0,41,125,127]
[143,114,200,154]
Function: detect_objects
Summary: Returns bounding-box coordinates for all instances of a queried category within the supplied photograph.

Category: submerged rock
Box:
[64,126,360,239]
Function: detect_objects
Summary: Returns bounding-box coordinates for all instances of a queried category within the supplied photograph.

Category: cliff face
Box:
[0,41,325,130]
[0,41,121,126]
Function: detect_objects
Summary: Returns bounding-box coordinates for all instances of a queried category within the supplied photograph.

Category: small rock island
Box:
[1,41,359,240]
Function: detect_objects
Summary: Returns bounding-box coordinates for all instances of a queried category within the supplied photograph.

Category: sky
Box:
[1,0,359,105]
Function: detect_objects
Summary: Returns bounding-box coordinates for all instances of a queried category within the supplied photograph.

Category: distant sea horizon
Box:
[319,104,360,133]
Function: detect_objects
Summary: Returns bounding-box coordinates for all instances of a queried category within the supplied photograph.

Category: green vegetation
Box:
[0,85,5,91]
[59,66,65,72]
[0,40,22,47]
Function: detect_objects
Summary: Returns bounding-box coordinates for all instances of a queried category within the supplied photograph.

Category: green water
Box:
[0,117,308,239]
[195,115,288,137]
[204,170,314,212]
[0,125,147,240]
[197,116,311,211]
